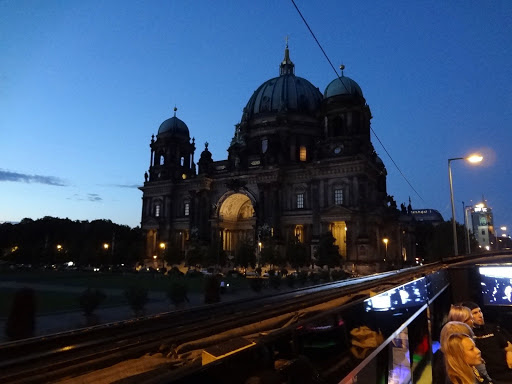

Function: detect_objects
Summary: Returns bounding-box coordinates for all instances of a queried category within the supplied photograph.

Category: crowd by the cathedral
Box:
[432,301,512,384]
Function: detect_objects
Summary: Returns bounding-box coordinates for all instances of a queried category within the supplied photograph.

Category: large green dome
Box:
[243,46,322,121]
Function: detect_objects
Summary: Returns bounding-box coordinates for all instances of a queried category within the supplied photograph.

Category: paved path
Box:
[0,281,263,343]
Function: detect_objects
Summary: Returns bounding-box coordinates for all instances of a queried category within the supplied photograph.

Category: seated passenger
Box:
[433,321,492,384]
[444,333,492,384]
[448,305,474,329]
[461,301,512,383]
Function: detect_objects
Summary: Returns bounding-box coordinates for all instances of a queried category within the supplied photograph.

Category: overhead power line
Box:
[290,0,427,206]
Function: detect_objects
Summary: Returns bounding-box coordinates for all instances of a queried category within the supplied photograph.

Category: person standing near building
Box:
[461,302,512,383]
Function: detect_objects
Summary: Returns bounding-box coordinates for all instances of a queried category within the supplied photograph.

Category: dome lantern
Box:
[279,40,295,76]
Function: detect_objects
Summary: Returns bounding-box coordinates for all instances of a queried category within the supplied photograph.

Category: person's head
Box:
[448,305,474,328]
[440,321,474,353]
[445,333,482,384]
[460,301,484,326]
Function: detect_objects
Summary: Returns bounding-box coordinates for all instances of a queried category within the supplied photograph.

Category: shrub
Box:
[79,288,106,316]
[168,266,184,277]
[167,281,189,307]
[297,271,308,286]
[204,275,221,304]
[319,270,330,282]
[285,274,296,288]
[124,285,148,316]
[5,288,36,341]
[309,273,320,284]
[269,275,281,290]
[250,278,263,292]
[331,269,348,281]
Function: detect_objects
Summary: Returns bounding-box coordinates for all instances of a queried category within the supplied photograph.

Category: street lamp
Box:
[158,242,166,268]
[448,154,483,256]
[383,238,389,262]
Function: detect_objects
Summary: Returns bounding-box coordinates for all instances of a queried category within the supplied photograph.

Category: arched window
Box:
[155,204,161,217]
[299,146,307,162]
[261,138,268,153]
[294,225,304,243]
[181,157,185,166]
[184,202,190,216]
[159,155,164,165]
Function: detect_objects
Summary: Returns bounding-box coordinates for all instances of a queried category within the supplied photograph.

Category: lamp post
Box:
[464,205,472,254]
[383,238,389,262]
[159,242,166,269]
[448,154,483,256]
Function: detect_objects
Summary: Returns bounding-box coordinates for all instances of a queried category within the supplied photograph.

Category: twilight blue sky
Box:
[1,1,511,231]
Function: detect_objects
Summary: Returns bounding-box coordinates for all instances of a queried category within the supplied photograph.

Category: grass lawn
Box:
[0,271,251,316]
[0,271,251,292]
[0,287,126,317]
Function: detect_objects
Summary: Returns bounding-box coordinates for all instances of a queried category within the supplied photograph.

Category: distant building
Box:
[467,203,495,250]
[139,45,413,267]
[410,209,443,224]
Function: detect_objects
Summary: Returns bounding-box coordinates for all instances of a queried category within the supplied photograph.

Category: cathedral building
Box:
[139,45,406,267]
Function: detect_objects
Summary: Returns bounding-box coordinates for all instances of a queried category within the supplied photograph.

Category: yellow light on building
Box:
[299,146,307,162]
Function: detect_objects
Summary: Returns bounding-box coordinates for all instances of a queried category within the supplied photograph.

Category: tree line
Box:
[0,217,143,267]
[0,216,479,270]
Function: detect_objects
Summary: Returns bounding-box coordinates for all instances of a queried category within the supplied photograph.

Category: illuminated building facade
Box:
[467,202,495,250]
[139,46,408,266]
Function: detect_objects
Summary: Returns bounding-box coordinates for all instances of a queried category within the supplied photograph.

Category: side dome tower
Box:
[147,107,196,182]
[321,66,373,157]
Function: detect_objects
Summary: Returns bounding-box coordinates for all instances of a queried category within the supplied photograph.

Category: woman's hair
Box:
[448,305,472,325]
[444,333,477,384]
[440,321,474,352]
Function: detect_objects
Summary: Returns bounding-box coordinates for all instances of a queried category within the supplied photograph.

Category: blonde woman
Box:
[441,322,474,351]
[448,305,474,329]
[445,333,493,384]
[432,322,493,384]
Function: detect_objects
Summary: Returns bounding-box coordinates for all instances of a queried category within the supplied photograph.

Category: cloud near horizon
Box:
[0,169,67,186]
[104,183,142,189]
[67,193,103,202]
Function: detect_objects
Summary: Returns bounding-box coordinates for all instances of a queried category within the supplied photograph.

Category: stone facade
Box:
[139,47,411,267]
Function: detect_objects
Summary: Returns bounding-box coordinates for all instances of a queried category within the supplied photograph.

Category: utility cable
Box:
[290,0,427,205]
[370,127,426,204]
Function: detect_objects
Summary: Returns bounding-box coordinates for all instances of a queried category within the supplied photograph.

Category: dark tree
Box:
[185,243,205,267]
[205,239,227,267]
[0,217,144,268]
[164,245,184,266]
[286,238,309,270]
[316,232,340,269]
[235,238,256,269]
[415,221,479,261]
